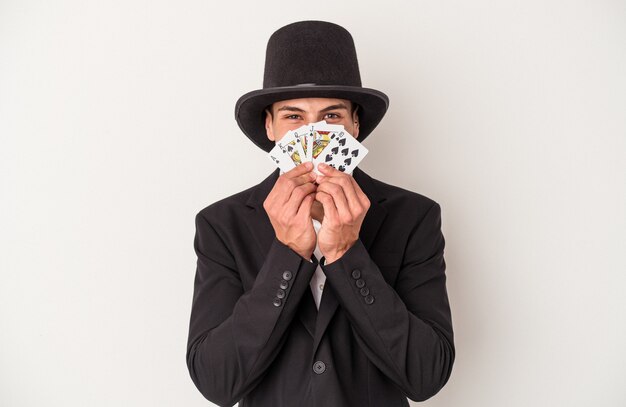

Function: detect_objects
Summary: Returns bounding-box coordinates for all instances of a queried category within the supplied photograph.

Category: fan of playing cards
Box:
[268,120,368,176]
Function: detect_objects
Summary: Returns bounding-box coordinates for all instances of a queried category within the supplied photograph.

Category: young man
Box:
[186,21,455,407]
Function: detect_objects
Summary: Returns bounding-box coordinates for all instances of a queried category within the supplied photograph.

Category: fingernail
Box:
[310,172,316,179]
[319,163,326,168]
[306,161,312,168]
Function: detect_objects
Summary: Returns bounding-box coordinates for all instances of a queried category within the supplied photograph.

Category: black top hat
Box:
[235,20,390,153]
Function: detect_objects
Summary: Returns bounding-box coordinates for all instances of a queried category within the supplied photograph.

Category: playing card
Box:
[309,121,346,171]
[306,121,337,161]
[310,120,344,133]
[276,130,304,166]
[313,126,368,175]
[266,121,368,176]
[291,125,312,162]
[267,143,296,173]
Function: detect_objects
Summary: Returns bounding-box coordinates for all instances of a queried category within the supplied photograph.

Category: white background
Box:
[1,1,625,406]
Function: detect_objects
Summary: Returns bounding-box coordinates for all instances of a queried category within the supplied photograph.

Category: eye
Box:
[285,114,302,120]
[325,113,340,119]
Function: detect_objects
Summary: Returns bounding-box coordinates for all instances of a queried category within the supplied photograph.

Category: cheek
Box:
[271,125,287,142]
[276,124,306,141]
[351,123,359,139]
[272,130,282,142]
[341,123,356,136]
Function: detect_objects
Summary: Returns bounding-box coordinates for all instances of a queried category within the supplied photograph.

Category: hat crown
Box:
[263,20,362,89]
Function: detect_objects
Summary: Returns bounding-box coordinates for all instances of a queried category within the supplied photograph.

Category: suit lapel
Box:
[349,166,389,251]
[298,288,317,338]
[243,166,388,348]
[243,168,281,259]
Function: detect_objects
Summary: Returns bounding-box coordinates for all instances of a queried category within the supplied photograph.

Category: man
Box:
[186,20,454,407]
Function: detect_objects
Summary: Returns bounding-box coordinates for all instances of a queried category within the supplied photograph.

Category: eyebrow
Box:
[320,103,349,113]
[275,103,349,114]
[276,106,306,113]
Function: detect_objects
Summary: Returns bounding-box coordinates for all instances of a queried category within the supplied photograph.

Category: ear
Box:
[264,108,275,141]
[352,104,360,139]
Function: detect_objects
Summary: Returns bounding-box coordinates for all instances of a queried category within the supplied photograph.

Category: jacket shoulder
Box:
[370,175,440,213]
[195,183,256,224]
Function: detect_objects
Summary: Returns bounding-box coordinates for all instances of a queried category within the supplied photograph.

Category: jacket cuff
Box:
[320,238,385,312]
[253,237,318,310]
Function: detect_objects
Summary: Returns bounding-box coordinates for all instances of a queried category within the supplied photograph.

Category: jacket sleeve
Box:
[186,211,318,407]
[319,202,455,402]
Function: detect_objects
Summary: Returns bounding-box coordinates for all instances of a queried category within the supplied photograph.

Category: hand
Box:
[314,163,370,264]
[263,161,318,260]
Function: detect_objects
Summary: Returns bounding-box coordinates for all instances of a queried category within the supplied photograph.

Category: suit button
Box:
[351,269,361,279]
[360,287,369,296]
[355,278,365,288]
[313,361,326,374]
[279,280,289,290]
[364,295,375,305]
[276,289,286,299]
[273,298,282,307]
[282,271,292,281]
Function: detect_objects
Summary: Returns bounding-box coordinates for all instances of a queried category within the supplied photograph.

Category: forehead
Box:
[271,97,352,111]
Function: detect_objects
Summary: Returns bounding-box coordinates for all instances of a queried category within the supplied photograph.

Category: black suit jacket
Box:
[186,166,454,407]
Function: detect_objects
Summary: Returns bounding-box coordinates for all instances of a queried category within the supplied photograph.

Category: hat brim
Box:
[235,85,389,153]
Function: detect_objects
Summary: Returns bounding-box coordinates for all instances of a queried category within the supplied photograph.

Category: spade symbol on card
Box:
[341,148,349,156]
[324,154,333,163]
[351,149,359,158]
[344,157,352,166]
[338,138,346,146]
[338,165,346,172]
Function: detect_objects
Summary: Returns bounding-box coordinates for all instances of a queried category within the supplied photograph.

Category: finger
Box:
[315,190,339,225]
[285,161,314,179]
[289,171,317,187]
[317,162,342,177]
[347,175,370,208]
[315,163,343,186]
[317,173,361,214]
[318,164,369,209]
[317,181,351,221]
[296,191,316,219]
[284,182,317,217]
[277,165,316,204]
